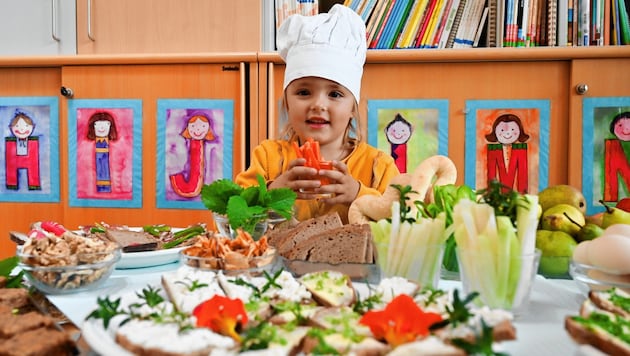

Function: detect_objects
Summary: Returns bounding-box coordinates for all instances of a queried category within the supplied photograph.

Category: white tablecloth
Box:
[47,262,593,356]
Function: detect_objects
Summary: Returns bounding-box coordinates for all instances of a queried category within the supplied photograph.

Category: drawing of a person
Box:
[5,109,41,190]
[170,112,216,197]
[86,112,118,193]
[385,113,413,173]
[603,111,630,202]
[485,113,530,193]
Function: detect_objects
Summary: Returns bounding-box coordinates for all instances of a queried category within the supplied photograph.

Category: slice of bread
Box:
[565,315,630,356]
[298,270,355,307]
[588,288,630,318]
[286,224,371,264]
[273,213,343,256]
[161,269,225,314]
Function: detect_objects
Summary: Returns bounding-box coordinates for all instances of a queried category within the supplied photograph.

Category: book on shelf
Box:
[369,0,396,48]
[376,0,406,48]
[395,0,424,47]
[618,0,630,44]
[431,0,457,47]
[453,0,486,47]
[388,0,416,48]
[474,6,490,46]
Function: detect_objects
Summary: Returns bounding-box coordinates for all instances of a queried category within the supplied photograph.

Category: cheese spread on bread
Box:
[299,270,355,307]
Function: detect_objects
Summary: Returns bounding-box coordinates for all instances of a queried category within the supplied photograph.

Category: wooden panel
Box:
[567,58,630,194]
[0,67,63,258]
[77,0,261,54]
[268,60,570,187]
[58,63,245,231]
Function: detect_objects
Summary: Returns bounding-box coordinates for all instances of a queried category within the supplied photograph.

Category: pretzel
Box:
[348,155,457,224]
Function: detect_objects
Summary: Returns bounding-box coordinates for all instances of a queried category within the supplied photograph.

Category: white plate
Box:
[117,246,185,269]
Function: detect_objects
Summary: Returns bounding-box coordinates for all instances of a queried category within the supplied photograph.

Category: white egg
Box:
[602,223,630,237]
[572,240,591,264]
[587,234,630,274]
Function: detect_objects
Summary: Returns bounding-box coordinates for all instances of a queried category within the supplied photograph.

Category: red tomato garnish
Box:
[359,294,443,347]
[192,295,248,342]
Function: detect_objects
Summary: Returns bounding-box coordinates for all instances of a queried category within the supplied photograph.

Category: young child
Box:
[235,4,399,224]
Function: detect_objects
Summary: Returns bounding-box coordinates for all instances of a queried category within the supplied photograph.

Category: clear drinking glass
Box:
[376,241,445,289]
[457,248,541,316]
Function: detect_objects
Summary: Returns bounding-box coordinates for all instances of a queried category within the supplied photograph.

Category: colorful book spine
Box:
[377,0,405,48]
[578,0,590,45]
[446,0,468,47]
[388,0,416,48]
[432,0,456,47]
[421,0,446,47]
[438,0,463,47]
[369,0,396,48]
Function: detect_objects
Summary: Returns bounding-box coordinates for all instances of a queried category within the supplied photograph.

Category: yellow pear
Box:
[538,185,586,215]
[540,203,585,237]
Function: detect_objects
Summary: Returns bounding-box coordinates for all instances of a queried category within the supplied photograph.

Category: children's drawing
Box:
[465,100,550,194]
[367,99,449,173]
[157,99,234,209]
[582,97,630,214]
[86,112,118,193]
[68,99,142,208]
[384,113,413,173]
[484,113,531,193]
[0,97,59,202]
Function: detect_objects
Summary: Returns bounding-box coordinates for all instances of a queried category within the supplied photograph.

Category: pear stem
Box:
[599,199,614,214]
[563,212,584,228]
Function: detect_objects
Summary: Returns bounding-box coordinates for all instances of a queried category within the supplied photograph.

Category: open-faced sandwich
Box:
[85,267,518,355]
[565,287,630,356]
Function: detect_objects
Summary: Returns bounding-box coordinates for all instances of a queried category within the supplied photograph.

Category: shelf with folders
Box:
[331,0,630,49]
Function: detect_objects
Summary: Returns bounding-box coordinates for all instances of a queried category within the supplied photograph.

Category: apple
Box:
[616,197,630,213]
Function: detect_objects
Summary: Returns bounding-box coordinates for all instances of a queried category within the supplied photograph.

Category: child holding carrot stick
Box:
[235,5,399,224]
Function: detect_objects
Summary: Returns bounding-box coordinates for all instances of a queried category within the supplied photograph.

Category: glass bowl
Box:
[569,259,630,294]
[179,247,278,277]
[17,248,121,295]
[212,212,269,241]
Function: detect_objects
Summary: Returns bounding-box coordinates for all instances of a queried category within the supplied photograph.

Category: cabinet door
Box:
[568,58,630,213]
[0,0,76,55]
[0,66,64,259]
[76,0,261,54]
[59,63,248,230]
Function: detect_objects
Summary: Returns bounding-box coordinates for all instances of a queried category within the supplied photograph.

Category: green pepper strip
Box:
[162,225,206,249]
[143,224,172,237]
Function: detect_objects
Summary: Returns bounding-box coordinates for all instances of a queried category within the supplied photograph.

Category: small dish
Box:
[569,259,630,294]
[179,247,278,277]
[18,248,121,294]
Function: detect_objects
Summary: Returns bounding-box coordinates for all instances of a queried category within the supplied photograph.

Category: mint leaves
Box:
[201,175,296,235]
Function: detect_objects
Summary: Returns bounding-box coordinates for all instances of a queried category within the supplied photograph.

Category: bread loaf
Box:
[270,212,343,256]
[286,224,372,264]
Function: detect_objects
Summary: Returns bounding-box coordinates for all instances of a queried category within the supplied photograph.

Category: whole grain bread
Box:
[271,213,343,256]
[286,224,372,264]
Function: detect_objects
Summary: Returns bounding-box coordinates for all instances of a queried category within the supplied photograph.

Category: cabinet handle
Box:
[51,0,60,41]
[576,83,589,95]
[87,0,95,41]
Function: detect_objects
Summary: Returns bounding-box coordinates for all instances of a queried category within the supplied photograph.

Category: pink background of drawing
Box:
[75,108,134,199]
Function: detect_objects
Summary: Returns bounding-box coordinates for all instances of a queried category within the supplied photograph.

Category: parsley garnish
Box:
[451,319,509,356]
[86,296,124,329]
[175,278,209,292]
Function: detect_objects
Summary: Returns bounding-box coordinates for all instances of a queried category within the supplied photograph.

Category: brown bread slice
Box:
[105,229,159,252]
[275,212,343,256]
[287,224,371,264]
[0,311,54,338]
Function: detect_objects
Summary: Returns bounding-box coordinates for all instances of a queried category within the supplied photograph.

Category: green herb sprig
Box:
[201,174,296,235]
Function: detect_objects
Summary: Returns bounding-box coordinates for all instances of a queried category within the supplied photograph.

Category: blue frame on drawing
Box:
[67,99,143,208]
[367,99,449,174]
[582,96,630,215]
[156,99,234,210]
[0,96,60,202]
[464,99,550,193]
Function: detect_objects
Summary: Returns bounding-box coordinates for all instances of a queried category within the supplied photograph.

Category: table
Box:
[47,261,594,356]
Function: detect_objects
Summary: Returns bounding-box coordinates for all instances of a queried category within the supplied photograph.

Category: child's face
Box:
[495,120,520,144]
[285,77,355,148]
[11,118,33,139]
[94,120,112,137]
[187,117,210,140]
[613,117,630,141]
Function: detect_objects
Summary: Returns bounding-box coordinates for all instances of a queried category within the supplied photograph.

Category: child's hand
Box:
[268,158,322,198]
[314,160,360,205]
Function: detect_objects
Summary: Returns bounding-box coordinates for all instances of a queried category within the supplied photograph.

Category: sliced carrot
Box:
[292,141,303,158]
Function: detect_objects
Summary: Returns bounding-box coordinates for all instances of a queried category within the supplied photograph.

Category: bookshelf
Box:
[265,0,630,50]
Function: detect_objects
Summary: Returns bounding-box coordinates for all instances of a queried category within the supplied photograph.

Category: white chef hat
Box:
[277,4,367,103]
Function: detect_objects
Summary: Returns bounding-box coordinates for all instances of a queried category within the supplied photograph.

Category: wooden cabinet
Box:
[76,0,262,54]
[0,54,257,258]
[567,57,630,214]
[0,0,76,55]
